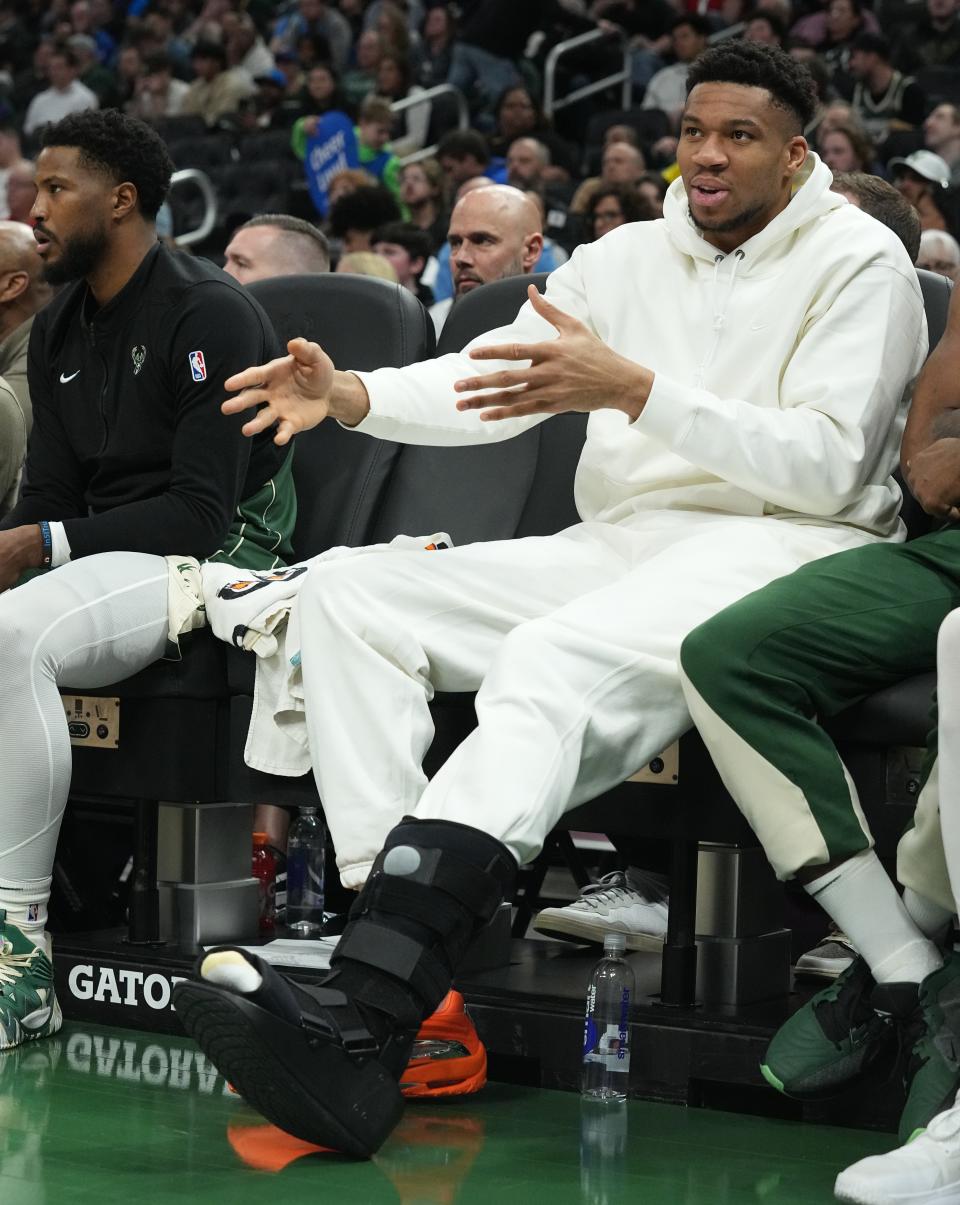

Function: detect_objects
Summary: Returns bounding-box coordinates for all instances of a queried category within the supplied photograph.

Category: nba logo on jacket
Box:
[188,350,207,381]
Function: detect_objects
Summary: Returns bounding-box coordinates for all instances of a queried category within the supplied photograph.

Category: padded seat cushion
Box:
[826,672,935,748]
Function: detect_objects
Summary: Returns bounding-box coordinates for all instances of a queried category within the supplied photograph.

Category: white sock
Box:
[806,851,943,985]
[0,877,51,952]
[903,886,954,942]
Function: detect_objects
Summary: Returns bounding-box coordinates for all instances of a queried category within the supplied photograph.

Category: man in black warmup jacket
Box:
[0,109,295,1052]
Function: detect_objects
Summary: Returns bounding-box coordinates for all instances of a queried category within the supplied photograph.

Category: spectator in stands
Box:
[6,161,35,225]
[637,170,668,218]
[0,111,296,1069]
[67,33,117,109]
[917,227,960,278]
[0,126,22,221]
[114,44,145,112]
[642,15,710,129]
[180,40,254,128]
[436,129,501,190]
[398,158,447,252]
[223,213,331,285]
[326,166,379,209]
[127,51,189,124]
[744,10,787,46]
[848,33,925,144]
[829,170,922,261]
[328,183,400,253]
[341,29,382,110]
[488,86,576,180]
[23,44,98,139]
[226,12,275,84]
[69,0,115,68]
[271,0,352,73]
[0,221,49,516]
[891,149,953,232]
[351,95,402,202]
[179,43,927,1160]
[570,141,647,215]
[505,137,550,192]
[335,249,398,281]
[924,104,960,187]
[794,0,876,76]
[417,1,455,89]
[896,0,960,72]
[375,52,429,154]
[429,183,542,334]
[819,121,875,173]
[0,218,51,413]
[372,220,434,304]
[296,62,346,123]
[586,181,655,240]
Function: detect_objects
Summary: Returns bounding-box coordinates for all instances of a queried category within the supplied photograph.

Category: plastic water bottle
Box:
[581,933,634,1102]
[286,807,325,936]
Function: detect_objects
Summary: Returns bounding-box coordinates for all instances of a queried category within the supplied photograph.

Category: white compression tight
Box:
[0,553,168,936]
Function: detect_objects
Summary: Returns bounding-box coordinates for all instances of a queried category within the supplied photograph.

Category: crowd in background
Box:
[0,0,958,287]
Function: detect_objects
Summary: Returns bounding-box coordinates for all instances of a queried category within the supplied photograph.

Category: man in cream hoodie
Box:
[174,43,927,1158]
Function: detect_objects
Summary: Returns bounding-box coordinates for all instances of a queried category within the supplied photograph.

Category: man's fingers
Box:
[287,336,327,365]
[225,353,293,393]
[455,374,529,404]
[223,388,272,415]
[240,406,278,437]
[469,342,540,363]
[528,284,579,330]
[478,394,559,422]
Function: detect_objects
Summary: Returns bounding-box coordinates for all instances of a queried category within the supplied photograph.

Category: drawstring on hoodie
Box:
[695,248,745,388]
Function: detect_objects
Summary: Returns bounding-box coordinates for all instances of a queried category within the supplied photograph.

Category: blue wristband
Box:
[38,520,52,569]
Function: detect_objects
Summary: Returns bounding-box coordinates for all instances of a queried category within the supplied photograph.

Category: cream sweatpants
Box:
[296,512,869,887]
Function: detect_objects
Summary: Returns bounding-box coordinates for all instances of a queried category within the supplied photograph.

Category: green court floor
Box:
[0,1021,891,1204]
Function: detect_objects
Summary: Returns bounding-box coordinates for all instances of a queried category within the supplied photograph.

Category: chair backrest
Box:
[368,273,571,546]
[247,274,435,556]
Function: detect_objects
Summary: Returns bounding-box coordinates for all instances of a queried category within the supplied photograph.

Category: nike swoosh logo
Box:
[59,370,80,383]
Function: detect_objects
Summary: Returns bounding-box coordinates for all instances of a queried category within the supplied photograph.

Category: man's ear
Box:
[0,269,28,303]
[113,180,139,222]
[523,231,544,271]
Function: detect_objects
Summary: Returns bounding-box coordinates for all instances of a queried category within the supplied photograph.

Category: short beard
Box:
[693,200,766,236]
[42,222,110,286]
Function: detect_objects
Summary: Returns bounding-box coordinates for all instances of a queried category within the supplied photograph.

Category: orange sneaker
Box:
[400,990,487,1099]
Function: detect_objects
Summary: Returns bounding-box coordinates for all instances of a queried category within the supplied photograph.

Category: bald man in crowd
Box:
[223,213,330,285]
[429,184,543,335]
[506,137,550,192]
[0,220,51,516]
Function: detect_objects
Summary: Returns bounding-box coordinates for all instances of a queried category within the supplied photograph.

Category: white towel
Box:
[200,534,452,777]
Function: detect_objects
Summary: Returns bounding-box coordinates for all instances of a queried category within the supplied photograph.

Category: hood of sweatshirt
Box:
[663,152,843,273]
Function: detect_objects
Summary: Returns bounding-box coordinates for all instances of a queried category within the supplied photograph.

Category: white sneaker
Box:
[795,929,858,980]
[532,869,668,952]
[835,1103,960,1204]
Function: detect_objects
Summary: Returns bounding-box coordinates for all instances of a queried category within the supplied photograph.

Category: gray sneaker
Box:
[533,869,668,952]
[795,929,858,981]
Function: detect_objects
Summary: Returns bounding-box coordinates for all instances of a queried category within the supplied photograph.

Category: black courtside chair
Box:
[62,274,435,942]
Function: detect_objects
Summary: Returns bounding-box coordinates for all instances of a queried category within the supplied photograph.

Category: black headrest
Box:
[435,272,551,356]
[247,274,435,556]
[917,267,953,352]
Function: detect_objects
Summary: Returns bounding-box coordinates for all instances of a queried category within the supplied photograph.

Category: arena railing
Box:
[391,83,469,167]
[542,27,631,122]
[169,167,217,248]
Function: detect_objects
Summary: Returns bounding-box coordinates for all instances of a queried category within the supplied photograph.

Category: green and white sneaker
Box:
[761,956,894,1097]
[0,910,61,1050]
[881,952,960,1146]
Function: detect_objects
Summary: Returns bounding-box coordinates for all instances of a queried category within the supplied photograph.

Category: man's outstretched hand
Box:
[453,285,654,423]
[223,337,338,445]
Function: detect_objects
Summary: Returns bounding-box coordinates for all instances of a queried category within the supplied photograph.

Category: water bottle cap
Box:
[252,831,269,845]
[603,934,626,955]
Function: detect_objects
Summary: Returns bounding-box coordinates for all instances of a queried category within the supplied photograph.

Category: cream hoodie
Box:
[353,154,927,539]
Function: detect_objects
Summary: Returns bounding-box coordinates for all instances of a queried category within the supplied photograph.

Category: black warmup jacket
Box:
[1,242,290,561]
